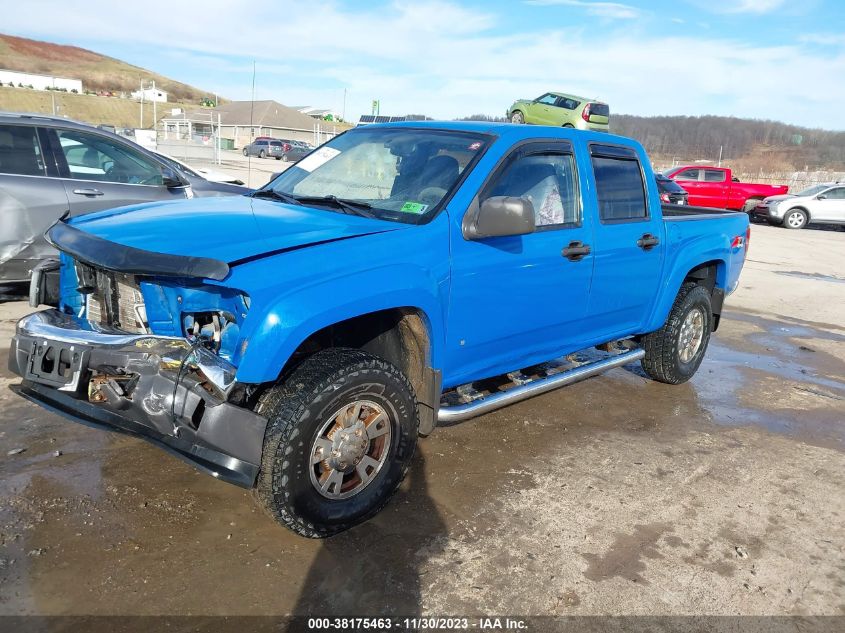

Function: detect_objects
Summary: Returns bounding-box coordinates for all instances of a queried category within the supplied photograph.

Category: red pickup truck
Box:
[663,166,788,213]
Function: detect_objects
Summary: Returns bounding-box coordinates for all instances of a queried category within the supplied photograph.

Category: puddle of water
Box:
[688,311,845,449]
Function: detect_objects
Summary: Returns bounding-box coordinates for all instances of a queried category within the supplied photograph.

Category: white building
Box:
[131,87,168,103]
[0,69,82,92]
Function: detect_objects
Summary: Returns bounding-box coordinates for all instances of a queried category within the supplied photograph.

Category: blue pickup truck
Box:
[9,122,749,537]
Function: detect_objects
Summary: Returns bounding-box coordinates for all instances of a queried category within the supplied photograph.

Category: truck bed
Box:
[661,204,745,220]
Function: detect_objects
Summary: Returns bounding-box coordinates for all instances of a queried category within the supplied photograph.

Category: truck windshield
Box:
[263,127,490,223]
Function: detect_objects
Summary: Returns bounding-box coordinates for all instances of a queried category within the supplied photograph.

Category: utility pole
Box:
[718,145,723,167]
[139,77,144,128]
[152,80,157,130]
[342,88,347,122]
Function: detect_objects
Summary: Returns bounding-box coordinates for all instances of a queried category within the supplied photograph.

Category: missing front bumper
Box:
[9,309,267,488]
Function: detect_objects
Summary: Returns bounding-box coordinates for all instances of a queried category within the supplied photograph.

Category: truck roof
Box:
[360,119,634,145]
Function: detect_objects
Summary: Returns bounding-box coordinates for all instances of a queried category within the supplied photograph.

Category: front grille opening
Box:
[77,262,148,334]
[190,398,206,430]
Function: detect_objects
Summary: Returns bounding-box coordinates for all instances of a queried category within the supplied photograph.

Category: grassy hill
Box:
[0,33,212,103]
[0,86,199,128]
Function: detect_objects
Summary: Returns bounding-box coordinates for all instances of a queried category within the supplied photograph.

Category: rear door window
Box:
[0,124,47,176]
[703,169,726,182]
[590,145,648,222]
[556,97,579,110]
[55,129,163,185]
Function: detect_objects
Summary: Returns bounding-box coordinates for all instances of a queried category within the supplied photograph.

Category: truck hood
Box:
[70,196,405,264]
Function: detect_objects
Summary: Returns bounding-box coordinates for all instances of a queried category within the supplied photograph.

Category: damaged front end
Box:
[9,222,266,487]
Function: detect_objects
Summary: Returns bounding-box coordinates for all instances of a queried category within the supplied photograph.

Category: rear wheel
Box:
[640,283,713,385]
[562,123,574,128]
[281,154,289,162]
[254,348,419,537]
[259,149,266,159]
[510,110,525,124]
[784,208,807,229]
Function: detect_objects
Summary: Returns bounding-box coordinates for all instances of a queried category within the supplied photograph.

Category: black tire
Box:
[275,156,282,160]
[255,348,419,537]
[783,207,807,230]
[510,110,524,124]
[281,154,288,162]
[259,149,266,159]
[242,148,249,156]
[640,283,713,385]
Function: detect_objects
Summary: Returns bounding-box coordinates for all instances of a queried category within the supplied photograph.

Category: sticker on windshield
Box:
[295,146,341,173]
[399,201,429,214]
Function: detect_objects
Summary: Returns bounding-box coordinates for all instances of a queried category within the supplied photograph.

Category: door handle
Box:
[72,188,104,197]
[637,233,660,250]
[562,241,591,261]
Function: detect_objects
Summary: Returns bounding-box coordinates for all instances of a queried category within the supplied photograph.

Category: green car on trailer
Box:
[507,92,610,131]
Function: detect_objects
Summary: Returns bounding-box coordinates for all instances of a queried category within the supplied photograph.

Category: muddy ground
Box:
[0,223,843,616]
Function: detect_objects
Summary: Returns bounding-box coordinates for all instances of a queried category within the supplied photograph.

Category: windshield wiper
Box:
[249,189,301,205]
[292,195,376,218]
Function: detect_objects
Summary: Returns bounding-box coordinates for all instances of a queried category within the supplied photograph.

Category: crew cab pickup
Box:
[664,165,788,213]
[9,123,750,537]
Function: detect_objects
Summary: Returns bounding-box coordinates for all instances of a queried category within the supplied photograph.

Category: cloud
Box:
[799,33,845,46]
[694,0,786,14]
[2,0,843,128]
[524,0,639,19]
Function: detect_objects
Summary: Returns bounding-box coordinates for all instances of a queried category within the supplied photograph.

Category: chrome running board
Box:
[437,348,645,424]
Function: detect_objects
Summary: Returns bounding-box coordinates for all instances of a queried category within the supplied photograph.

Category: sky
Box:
[4,0,845,129]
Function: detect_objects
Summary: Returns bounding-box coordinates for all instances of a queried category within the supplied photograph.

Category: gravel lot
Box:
[0,222,843,617]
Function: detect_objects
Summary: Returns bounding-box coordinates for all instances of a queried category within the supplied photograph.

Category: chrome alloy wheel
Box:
[309,400,392,500]
[678,307,705,363]
[786,210,806,228]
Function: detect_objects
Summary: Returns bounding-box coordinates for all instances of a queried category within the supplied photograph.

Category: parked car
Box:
[153,151,246,186]
[277,139,311,162]
[242,138,285,159]
[0,112,244,285]
[656,173,689,205]
[11,122,749,537]
[507,92,610,131]
[663,165,788,213]
[751,182,845,229]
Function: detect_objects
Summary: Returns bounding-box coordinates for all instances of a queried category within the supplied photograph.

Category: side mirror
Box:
[162,166,187,188]
[463,196,536,240]
[817,194,826,200]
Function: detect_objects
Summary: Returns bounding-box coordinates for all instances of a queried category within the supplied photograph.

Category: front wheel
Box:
[254,348,419,537]
[510,110,524,124]
[784,208,808,229]
[242,148,248,156]
[640,283,713,385]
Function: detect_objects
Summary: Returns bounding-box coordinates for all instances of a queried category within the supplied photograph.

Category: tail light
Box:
[660,192,671,203]
[283,143,291,152]
[581,103,591,122]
